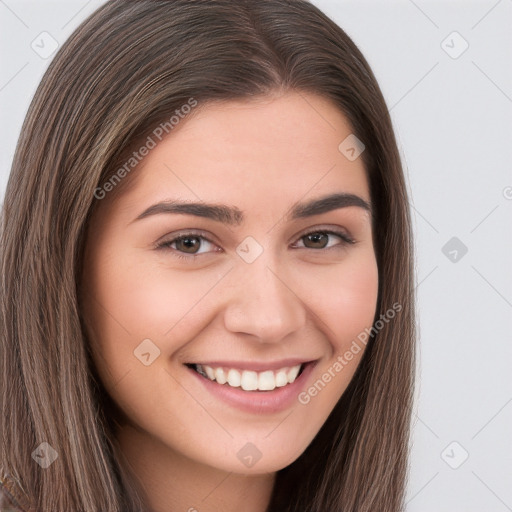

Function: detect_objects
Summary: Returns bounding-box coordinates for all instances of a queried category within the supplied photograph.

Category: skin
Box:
[81,91,379,512]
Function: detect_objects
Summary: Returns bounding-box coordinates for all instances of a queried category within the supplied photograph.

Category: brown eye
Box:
[295,230,354,250]
[174,235,202,254]
[156,232,219,257]
[303,232,329,249]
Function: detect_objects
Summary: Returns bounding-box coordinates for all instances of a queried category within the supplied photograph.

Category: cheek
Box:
[83,250,232,385]
[299,251,379,351]
[290,252,378,437]
[89,250,224,337]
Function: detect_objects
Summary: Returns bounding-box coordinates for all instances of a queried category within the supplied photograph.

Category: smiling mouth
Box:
[185,362,309,392]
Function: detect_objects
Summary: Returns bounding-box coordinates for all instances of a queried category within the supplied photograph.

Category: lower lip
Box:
[186,361,317,414]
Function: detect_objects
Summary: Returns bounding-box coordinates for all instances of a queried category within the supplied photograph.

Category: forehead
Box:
[101,91,370,220]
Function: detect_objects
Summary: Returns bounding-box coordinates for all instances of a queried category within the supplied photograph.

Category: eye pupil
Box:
[177,236,200,253]
[304,232,328,248]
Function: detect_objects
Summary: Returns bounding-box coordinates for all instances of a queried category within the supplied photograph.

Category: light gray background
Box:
[1,1,511,510]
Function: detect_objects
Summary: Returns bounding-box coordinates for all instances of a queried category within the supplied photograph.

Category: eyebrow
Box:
[131,192,372,226]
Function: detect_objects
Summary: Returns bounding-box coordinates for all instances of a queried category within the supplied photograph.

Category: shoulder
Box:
[0,472,32,512]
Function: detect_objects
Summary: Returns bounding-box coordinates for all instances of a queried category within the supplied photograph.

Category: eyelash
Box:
[156,228,356,261]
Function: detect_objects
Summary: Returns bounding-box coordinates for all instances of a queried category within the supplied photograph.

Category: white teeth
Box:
[241,371,258,391]
[215,367,227,384]
[275,370,288,387]
[258,370,276,391]
[204,366,215,380]
[227,368,241,387]
[194,363,304,391]
[287,365,301,383]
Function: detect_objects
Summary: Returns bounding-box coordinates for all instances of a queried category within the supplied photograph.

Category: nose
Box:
[222,260,307,343]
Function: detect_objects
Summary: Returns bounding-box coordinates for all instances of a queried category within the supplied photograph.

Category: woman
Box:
[0,0,415,510]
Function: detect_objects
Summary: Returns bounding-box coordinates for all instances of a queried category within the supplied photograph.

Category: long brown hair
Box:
[0,1,415,510]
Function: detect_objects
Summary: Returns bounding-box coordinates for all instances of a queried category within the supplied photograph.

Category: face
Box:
[81,91,378,475]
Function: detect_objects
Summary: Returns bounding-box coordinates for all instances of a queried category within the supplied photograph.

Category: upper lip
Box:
[186,358,318,372]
